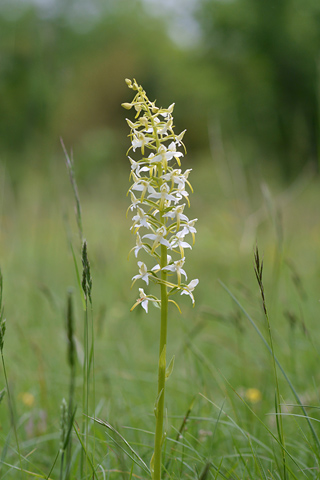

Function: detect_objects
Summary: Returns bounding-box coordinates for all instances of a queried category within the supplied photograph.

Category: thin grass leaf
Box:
[0,430,11,476]
[45,451,60,480]
[210,461,236,480]
[199,391,306,479]
[198,461,211,480]
[234,443,255,480]
[0,461,54,479]
[104,429,149,476]
[163,397,195,478]
[213,458,224,480]
[92,417,150,475]
[219,280,320,454]
[254,246,288,480]
[72,423,97,478]
[62,407,77,452]
[61,138,83,242]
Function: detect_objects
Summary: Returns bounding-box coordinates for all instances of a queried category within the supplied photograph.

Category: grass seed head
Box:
[81,240,92,303]
[60,398,68,451]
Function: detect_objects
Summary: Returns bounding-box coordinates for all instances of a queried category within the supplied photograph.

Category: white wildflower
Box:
[181,279,199,304]
[163,204,189,231]
[170,231,192,257]
[132,262,150,285]
[138,288,150,313]
[147,183,176,209]
[180,219,197,244]
[163,257,187,286]
[132,206,152,231]
[130,232,148,258]
[143,226,171,253]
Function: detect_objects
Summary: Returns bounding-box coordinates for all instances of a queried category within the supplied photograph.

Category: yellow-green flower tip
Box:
[122,102,133,110]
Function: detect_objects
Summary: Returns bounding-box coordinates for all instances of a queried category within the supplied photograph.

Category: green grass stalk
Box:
[80,241,95,479]
[62,141,95,478]
[65,290,76,480]
[0,268,24,479]
[61,138,83,242]
[59,398,67,480]
[253,246,287,480]
[80,243,90,478]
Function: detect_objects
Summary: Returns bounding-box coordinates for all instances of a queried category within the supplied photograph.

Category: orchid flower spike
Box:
[123,78,198,312]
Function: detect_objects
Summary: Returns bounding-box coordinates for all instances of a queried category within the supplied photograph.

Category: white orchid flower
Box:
[173,183,189,206]
[138,288,150,313]
[132,131,152,154]
[181,279,199,304]
[132,262,150,285]
[129,232,149,258]
[148,143,182,169]
[131,179,153,203]
[180,219,198,244]
[131,207,152,231]
[128,156,150,178]
[163,257,187,286]
[170,231,192,256]
[128,191,140,211]
[163,204,189,231]
[143,226,171,253]
[159,103,175,117]
[175,129,186,145]
[147,183,176,209]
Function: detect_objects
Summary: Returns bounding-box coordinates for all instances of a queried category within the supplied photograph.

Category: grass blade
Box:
[219,280,320,454]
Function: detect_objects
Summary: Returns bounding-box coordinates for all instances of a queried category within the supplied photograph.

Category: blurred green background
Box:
[1,0,320,182]
[1,0,320,474]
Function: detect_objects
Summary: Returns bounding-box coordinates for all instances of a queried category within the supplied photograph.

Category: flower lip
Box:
[138,288,149,313]
[181,279,199,304]
[143,226,171,253]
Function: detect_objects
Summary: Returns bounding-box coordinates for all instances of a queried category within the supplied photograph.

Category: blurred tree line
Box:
[1,0,319,183]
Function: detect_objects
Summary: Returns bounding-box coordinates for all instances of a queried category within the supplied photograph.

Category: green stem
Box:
[65,363,75,480]
[80,300,89,478]
[1,353,24,478]
[59,450,65,480]
[144,90,169,480]
[153,244,168,480]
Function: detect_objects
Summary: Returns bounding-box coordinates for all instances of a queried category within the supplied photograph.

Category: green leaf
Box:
[165,355,175,380]
[159,345,166,371]
[154,388,164,418]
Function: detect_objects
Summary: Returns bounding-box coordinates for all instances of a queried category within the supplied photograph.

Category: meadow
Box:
[1,118,320,480]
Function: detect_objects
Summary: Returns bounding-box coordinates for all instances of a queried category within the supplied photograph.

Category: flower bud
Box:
[121,102,133,110]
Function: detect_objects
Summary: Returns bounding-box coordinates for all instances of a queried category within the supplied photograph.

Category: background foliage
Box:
[1,0,320,181]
